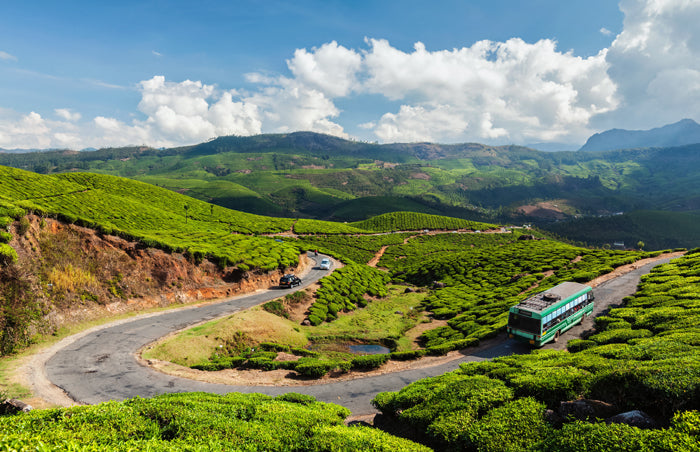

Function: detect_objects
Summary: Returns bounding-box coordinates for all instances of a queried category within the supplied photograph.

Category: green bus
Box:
[507,281,594,346]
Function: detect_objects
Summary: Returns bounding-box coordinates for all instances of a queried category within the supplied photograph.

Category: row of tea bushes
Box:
[307,264,391,325]
[351,211,494,232]
[0,392,430,451]
[390,238,656,349]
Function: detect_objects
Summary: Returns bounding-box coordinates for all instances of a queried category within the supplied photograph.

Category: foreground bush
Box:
[0,392,430,451]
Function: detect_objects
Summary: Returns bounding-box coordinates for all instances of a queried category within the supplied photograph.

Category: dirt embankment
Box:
[9,215,306,333]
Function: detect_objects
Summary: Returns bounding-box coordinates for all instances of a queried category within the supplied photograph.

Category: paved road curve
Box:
[45,255,678,415]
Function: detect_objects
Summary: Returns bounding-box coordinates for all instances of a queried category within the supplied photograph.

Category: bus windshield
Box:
[508,312,541,334]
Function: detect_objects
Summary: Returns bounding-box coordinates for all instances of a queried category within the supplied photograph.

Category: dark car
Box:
[279,274,302,288]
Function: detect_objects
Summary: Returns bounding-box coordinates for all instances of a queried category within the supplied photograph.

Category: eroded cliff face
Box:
[7,215,303,332]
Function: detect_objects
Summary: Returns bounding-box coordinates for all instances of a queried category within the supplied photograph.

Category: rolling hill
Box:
[2,132,700,249]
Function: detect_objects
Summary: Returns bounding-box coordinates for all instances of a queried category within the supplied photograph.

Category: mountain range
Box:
[579,118,700,152]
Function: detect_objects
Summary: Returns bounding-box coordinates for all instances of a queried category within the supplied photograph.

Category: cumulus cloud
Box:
[0,112,52,149]
[601,0,700,128]
[287,41,362,98]
[88,76,263,148]
[363,38,617,143]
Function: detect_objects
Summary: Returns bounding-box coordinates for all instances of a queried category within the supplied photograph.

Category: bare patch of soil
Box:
[516,202,567,220]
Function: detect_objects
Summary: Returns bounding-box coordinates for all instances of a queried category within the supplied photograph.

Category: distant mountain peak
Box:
[579,118,700,152]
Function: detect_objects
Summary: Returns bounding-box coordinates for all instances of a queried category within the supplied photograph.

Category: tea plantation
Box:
[2,164,697,450]
[0,166,304,272]
[373,249,700,451]
[178,227,663,378]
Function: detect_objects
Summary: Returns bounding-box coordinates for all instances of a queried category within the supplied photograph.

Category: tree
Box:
[637,240,645,250]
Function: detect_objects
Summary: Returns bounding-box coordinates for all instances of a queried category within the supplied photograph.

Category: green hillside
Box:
[543,210,700,250]
[3,132,700,249]
[0,166,301,272]
[5,133,700,224]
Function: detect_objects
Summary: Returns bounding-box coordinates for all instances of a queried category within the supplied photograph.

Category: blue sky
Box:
[1,0,698,149]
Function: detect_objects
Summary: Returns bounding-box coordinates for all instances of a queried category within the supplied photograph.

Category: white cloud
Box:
[600,27,613,36]
[373,105,470,143]
[244,77,346,137]
[601,0,700,128]
[362,38,617,143]
[55,108,82,122]
[81,76,264,148]
[0,51,17,61]
[287,41,362,98]
[0,112,51,148]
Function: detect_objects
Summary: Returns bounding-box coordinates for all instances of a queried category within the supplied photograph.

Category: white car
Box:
[319,258,331,270]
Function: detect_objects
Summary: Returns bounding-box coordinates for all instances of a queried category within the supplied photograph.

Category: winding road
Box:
[36,253,678,415]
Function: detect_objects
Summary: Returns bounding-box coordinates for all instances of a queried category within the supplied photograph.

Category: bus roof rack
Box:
[515,282,588,313]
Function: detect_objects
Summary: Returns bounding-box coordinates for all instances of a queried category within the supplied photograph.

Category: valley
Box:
[0,142,698,450]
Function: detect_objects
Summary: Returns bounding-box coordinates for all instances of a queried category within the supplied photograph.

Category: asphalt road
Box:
[44,254,678,415]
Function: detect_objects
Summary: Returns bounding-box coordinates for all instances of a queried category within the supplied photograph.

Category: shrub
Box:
[0,243,18,265]
[275,393,317,405]
[540,420,698,452]
[390,350,427,361]
[291,347,319,357]
[350,353,390,370]
[262,301,288,318]
[589,328,653,345]
[430,397,550,452]
[0,231,11,243]
[0,216,13,228]
[260,342,291,352]
[373,374,514,430]
[567,339,596,352]
[17,217,30,235]
[507,366,593,408]
[246,357,279,371]
[310,425,432,452]
[294,359,336,378]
